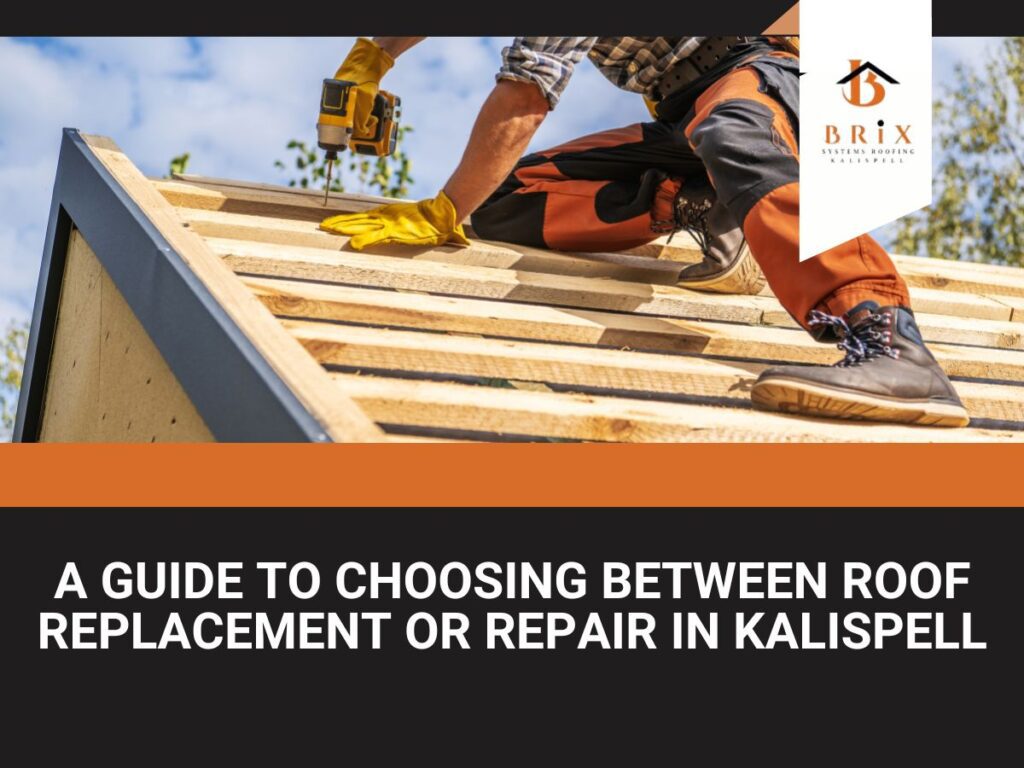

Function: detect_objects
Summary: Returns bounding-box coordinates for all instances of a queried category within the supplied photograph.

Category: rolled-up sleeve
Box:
[497,36,596,109]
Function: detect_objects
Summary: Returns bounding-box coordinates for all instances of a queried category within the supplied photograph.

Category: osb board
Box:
[39,229,213,443]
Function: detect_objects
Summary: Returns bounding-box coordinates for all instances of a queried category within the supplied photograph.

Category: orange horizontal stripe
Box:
[0,444,1018,508]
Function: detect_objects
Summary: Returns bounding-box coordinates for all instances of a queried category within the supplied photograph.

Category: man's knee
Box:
[687,101,798,226]
[470,192,548,249]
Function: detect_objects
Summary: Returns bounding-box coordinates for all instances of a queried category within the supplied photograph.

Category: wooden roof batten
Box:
[15,130,1024,443]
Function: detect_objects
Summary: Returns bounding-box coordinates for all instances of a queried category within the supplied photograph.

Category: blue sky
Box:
[0,36,1002,336]
[0,36,653,332]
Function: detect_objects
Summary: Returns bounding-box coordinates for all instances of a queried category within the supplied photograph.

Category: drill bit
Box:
[323,151,337,206]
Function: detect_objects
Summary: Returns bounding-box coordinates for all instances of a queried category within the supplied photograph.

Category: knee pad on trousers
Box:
[688,101,798,226]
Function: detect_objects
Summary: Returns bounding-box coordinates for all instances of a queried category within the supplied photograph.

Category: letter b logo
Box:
[839,60,897,107]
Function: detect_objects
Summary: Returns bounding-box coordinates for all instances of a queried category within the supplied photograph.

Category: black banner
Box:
[3,508,1021,760]
[5,1,1024,36]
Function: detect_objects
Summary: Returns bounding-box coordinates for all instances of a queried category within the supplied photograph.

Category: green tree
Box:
[1,319,29,438]
[274,125,415,199]
[889,38,1024,265]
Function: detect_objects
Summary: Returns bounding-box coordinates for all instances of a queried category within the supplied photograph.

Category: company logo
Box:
[837,60,899,107]
[822,59,913,161]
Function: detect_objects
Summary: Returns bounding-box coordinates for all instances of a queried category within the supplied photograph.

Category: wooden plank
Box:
[283,318,1024,424]
[173,173,397,205]
[286,317,766,399]
[330,373,1024,443]
[165,174,393,210]
[954,380,1024,424]
[652,235,1024,297]
[40,230,214,442]
[626,319,1024,382]
[245,275,744,353]
[754,287,1015,324]
[178,207,684,284]
[895,257,1024,298]
[900,288,1011,322]
[990,295,1024,323]
[755,297,1024,350]
[158,177,393,218]
[156,179,372,223]
[209,236,766,324]
[249,274,1024,381]
[82,135,382,442]
[877,311,1024,350]
[384,434,468,443]
[893,255,1024,277]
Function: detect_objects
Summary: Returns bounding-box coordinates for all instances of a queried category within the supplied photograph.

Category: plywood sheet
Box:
[40,230,213,442]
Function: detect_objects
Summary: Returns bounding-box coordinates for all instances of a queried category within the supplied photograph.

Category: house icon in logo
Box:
[837,61,899,107]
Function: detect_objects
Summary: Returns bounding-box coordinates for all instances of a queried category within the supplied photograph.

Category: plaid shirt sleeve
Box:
[497,37,597,109]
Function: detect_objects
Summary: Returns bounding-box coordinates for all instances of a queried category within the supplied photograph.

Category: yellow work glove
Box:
[642,95,660,120]
[334,37,395,138]
[320,191,471,250]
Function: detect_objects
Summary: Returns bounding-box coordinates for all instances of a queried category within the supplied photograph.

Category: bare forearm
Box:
[373,37,426,59]
[443,80,550,222]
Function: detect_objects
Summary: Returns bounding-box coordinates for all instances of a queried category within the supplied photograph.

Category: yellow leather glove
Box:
[334,37,395,139]
[320,191,471,250]
[642,95,660,120]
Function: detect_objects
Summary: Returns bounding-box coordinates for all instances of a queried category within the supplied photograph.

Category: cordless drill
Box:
[316,78,402,205]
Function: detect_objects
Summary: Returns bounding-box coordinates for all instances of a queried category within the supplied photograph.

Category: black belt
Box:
[653,36,753,101]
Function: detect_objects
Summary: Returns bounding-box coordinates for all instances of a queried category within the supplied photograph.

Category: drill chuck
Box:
[317,125,352,153]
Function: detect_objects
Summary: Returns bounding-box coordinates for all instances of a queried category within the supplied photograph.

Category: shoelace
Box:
[808,309,901,367]
[651,188,713,252]
[675,194,713,253]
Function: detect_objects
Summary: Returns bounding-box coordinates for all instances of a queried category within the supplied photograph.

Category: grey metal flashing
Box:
[14,129,332,442]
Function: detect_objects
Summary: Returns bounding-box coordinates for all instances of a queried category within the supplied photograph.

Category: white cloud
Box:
[933,38,998,65]
[56,37,200,76]
[0,295,30,326]
[932,37,999,91]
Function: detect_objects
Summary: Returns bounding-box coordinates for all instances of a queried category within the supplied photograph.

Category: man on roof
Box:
[319,36,969,428]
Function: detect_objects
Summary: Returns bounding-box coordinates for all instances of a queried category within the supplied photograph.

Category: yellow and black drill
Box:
[316,78,402,205]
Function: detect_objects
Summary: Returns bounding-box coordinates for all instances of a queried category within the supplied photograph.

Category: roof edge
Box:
[15,129,364,442]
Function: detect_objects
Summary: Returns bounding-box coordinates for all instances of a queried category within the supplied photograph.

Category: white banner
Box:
[799,0,933,261]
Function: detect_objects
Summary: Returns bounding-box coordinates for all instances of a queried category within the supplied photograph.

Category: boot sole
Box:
[751,376,971,428]
[676,242,767,296]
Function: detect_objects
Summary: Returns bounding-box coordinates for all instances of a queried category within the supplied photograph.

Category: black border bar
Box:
[4,2,1022,35]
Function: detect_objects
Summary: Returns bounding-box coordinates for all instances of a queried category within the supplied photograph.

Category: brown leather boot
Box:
[671,182,766,296]
[751,301,970,427]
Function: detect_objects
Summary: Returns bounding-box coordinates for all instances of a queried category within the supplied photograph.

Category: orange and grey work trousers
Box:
[470,51,911,334]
